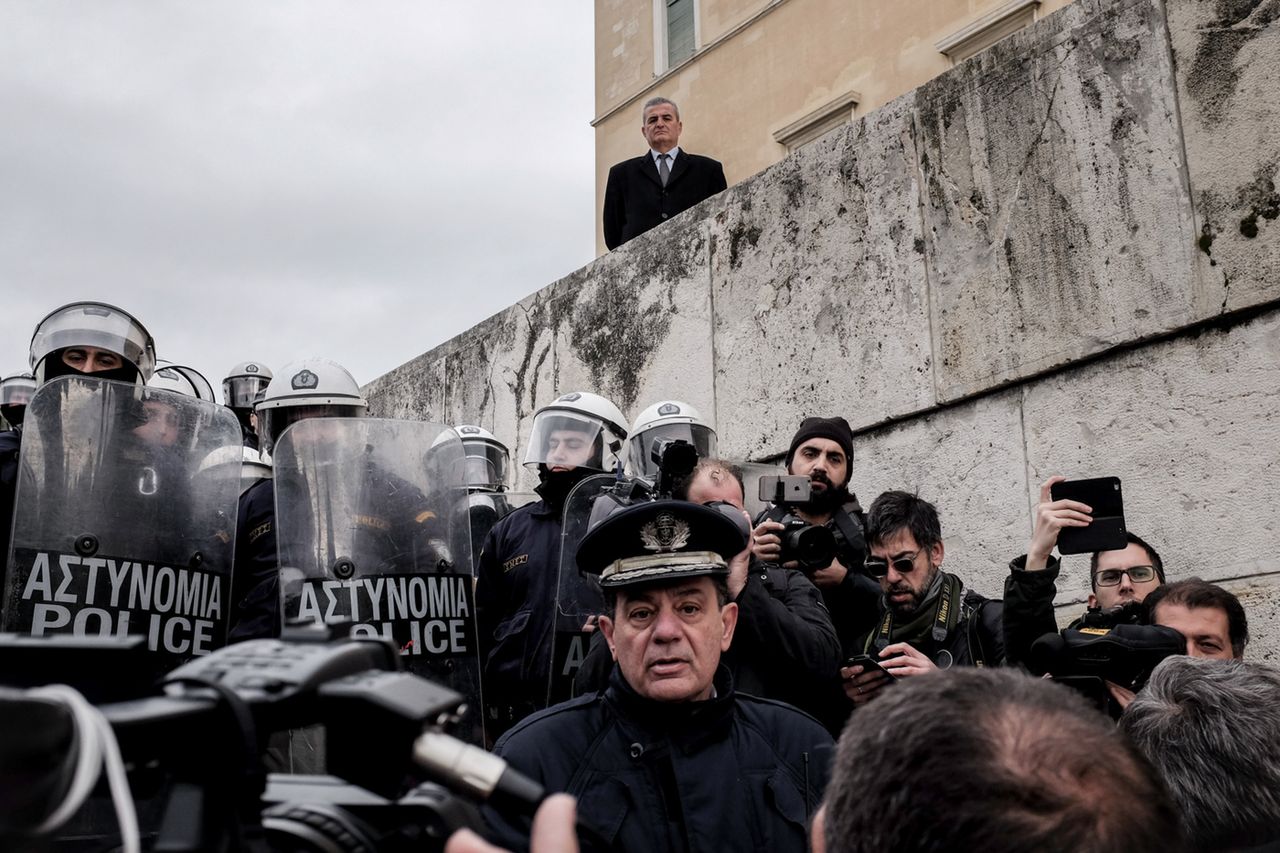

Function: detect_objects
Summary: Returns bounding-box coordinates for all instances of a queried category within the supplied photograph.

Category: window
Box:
[667,0,696,68]
[654,0,698,74]
[772,91,860,153]
[936,0,1041,65]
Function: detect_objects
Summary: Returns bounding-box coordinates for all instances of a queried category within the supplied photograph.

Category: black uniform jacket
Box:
[0,430,20,576]
[475,499,562,727]
[489,666,832,853]
[602,150,727,249]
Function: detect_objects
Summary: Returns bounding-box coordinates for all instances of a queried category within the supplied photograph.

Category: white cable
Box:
[27,684,140,853]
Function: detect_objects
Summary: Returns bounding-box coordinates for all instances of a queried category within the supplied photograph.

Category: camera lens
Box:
[783,524,837,570]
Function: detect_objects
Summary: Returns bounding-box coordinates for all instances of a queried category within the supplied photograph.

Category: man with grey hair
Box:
[820,668,1179,853]
[1121,656,1280,851]
[602,96,726,249]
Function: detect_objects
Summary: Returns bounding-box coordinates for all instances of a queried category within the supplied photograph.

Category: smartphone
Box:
[1050,476,1127,555]
[844,654,893,682]
[758,474,812,504]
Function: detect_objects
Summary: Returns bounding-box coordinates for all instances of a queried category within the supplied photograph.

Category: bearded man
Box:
[750,416,875,653]
[838,490,1006,708]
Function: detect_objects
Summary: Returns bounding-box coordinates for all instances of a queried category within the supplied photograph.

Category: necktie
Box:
[658,153,670,187]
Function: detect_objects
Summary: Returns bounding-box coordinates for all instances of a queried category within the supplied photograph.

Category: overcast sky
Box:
[0,2,596,393]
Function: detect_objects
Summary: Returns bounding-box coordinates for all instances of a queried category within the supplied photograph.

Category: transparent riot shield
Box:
[1,376,242,673]
[463,491,538,577]
[547,474,647,706]
[273,419,483,743]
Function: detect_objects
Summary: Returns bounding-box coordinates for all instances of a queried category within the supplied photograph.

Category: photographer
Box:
[840,491,1005,709]
[750,417,879,653]
[1003,476,1168,667]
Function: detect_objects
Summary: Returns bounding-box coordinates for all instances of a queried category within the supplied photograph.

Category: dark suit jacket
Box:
[602,150,727,250]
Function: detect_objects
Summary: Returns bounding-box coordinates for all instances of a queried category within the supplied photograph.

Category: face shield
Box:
[628,423,717,479]
[522,412,606,472]
[29,302,156,384]
[0,376,36,408]
[224,375,273,409]
[462,440,510,490]
[260,404,364,454]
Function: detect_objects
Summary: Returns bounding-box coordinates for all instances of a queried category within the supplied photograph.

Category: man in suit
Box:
[602,96,727,250]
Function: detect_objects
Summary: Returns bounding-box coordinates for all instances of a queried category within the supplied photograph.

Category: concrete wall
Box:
[369,0,1280,658]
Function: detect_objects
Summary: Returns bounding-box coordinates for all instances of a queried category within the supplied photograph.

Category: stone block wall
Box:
[367,0,1280,656]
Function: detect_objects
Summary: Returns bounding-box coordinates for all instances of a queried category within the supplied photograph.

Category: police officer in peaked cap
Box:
[486,500,832,853]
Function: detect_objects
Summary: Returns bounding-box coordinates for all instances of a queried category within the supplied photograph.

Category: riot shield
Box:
[1,376,242,672]
[547,474,647,706]
[272,419,484,742]
[463,491,538,577]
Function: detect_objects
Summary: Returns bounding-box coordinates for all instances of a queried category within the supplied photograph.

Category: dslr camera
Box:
[757,475,837,572]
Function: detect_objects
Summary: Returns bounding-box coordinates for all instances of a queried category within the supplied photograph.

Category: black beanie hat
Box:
[785,416,854,468]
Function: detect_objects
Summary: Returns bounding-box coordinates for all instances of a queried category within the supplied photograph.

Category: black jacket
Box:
[475,498,563,735]
[229,477,279,642]
[573,562,841,725]
[0,430,20,578]
[857,587,1006,669]
[602,151,727,249]
[489,666,831,853]
[754,501,875,654]
[1002,554,1064,669]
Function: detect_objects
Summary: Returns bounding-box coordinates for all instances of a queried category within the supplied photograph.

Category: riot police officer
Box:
[0,374,36,432]
[625,399,717,484]
[456,424,511,493]
[222,361,273,452]
[229,358,365,642]
[455,424,539,575]
[475,391,628,738]
[1,302,157,574]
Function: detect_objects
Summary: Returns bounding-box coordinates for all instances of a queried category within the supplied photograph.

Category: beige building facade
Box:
[594,0,1074,253]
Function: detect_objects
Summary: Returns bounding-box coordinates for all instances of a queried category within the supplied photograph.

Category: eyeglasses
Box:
[1093,565,1158,587]
[864,548,923,578]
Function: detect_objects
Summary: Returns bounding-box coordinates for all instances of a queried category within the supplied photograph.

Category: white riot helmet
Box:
[29,301,156,385]
[148,362,216,402]
[1,373,36,428]
[223,361,273,410]
[455,424,510,492]
[256,358,366,454]
[627,400,717,479]
[522,391,628,474]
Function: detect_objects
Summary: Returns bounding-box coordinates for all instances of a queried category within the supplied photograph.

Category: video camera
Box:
[0,626,562,852]
[1027,603,1185,718]
[648,436,699,499]
[757,475,837,572]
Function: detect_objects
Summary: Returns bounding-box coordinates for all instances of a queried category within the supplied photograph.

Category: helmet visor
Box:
[224,375,272,408]
[30,303,156,382]
[629,423,717,478]
[261,404,363,454]
[462,442,509,489]
[0,376,36,407]
[522,412,606,472]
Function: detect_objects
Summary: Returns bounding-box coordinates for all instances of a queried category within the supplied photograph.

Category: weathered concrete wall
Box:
[368,0,1280,657]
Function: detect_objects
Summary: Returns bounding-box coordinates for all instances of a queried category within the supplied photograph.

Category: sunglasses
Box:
[864,548,923,578]
[1093,565,1157,587]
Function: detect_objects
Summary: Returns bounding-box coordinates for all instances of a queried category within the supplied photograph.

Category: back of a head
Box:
[823,668,1179,853]
[1121,656,1280,850]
